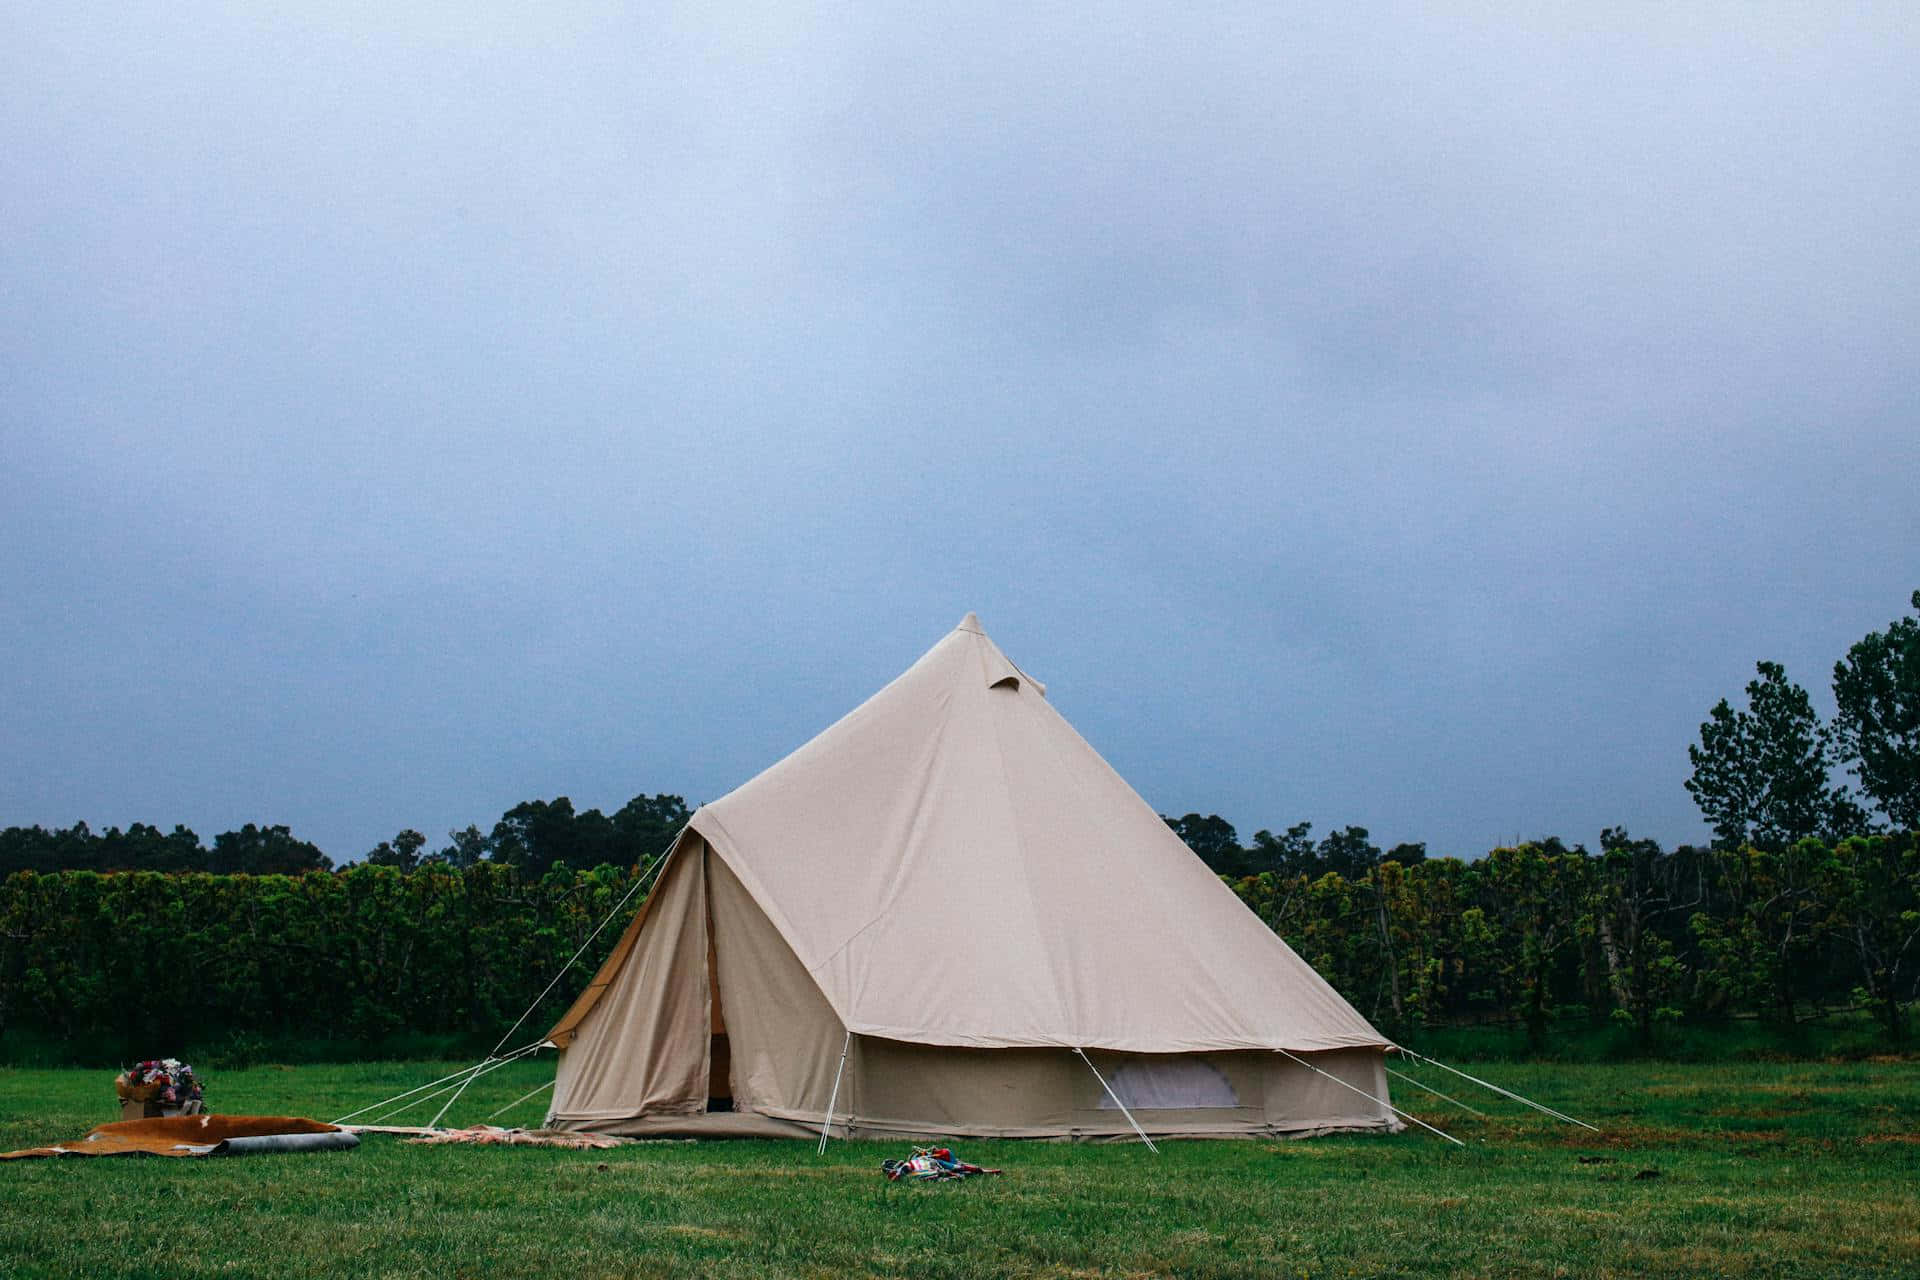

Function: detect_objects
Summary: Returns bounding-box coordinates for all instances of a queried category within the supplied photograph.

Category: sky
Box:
[2,4,1916,862]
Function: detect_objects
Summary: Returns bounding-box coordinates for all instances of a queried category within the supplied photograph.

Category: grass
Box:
[2,1057,1917,1278]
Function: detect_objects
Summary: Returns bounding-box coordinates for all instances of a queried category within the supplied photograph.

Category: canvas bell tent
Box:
[542,614,1398,1141]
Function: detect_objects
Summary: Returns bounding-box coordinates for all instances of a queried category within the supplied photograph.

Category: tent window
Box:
[1097,1059,1239,1110]
[989,675,1020,690]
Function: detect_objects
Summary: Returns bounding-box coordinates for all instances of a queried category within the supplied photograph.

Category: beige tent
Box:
[544,614,1398,1141]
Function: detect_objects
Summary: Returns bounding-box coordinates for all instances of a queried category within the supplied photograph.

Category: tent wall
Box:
[845,1041,1392,1140]
[706,847,846,1121]
[549,838,848,1133]
[550,836,1393,1139]
[549,845,710,1124]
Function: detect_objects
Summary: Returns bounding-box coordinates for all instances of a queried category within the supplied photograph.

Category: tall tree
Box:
[1826,832,1920,1040]
[435,824,491,869]
[1690,838,1838,1025]
[1832,590,1920,830]
[612,794,693,864]
[365,828,427,870]
[1686,661,1862,850]
[208,824,331,874]
[1481,842,1589,1050]
[1164,813,1245,874]
[1247,822,1316,876]
[1384,841,1428,866]
[1316,826,1382,879]
[1585,827,1694,1043]
[489,797,581,869]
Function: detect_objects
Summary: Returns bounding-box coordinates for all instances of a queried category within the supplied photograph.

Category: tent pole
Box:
[1075,1048,1160,1154]
[1385,1066,1488,1118]
[1275,1048,1465,1148]
[1397,1048,1598,1131]
[817,1031,852,1155]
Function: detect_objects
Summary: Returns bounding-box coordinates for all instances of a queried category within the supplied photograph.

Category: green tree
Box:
[1686,661,1863,850]
[1316,826,1381,879]
[1832,590,1920,830]
[208,824,331,874]
[1164,813,1245,874]
[1690,839,1838,1024]
[365,829,427,870]
[489,797,581,869]
[1247,822,1316,876]
[1827,833,1920,1039]
[1584,828,1693,1043]
[611,794,692,864]
[1481,842,1589,1050]
[435,824,491,869]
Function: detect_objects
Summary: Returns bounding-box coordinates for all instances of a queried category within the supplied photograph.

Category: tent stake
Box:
[1275,1048,1465,1147]
[1075,1048,1160,1153]
[1397,1049,1598,1131]
[1385,1066,1488,1118]
[817,1031,852,1154]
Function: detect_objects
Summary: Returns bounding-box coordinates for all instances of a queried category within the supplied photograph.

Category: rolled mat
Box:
[2,1114,358,1160]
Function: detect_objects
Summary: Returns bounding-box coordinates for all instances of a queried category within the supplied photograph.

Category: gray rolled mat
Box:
[211,1131,361,1156]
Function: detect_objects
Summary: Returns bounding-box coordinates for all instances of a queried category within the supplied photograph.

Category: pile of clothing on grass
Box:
[116,1059,204,1111]
[881,1146,1001,1182]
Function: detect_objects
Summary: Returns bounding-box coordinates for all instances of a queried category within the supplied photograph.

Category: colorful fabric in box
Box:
[117,1058,204,1108]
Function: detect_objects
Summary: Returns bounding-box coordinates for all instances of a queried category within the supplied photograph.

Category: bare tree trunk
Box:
[1597,915,1631,1011]
[1375,893,1402,1023]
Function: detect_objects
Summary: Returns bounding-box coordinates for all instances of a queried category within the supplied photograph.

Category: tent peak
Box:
[956,611,984,634]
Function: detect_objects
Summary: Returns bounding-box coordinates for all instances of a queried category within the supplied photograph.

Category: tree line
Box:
[1171,821,1918,1044]
[3,829,1912,1060]
[1157,589,1920,1045]
[0,861,634,1059]
[1,589,1913,1056]
[0,794,693,877]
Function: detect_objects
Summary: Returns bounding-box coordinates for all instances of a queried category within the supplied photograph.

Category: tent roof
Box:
[685,614,1386,1055]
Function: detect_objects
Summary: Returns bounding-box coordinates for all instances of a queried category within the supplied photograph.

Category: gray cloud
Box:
[3,4,1915,859]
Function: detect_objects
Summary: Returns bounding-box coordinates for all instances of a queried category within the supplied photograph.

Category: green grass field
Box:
[2,1056,1916,1278]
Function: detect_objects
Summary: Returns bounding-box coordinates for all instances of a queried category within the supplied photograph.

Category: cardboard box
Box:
[118,1098,205,1122]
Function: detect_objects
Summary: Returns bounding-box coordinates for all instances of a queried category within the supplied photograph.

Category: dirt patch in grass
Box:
[1555,1124,1691,1148]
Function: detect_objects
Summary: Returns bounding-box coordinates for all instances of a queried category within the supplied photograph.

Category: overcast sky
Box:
[3,4,1915,862]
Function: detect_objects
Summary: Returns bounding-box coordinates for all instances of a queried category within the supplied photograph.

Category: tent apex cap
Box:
[956,611,984,633]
